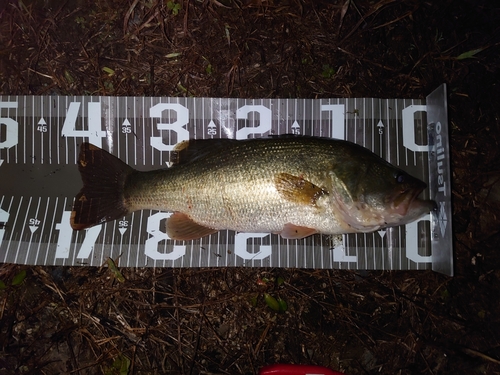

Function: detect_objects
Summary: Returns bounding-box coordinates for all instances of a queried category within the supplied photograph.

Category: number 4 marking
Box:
[61,102,105,147]
[0,207,9,246]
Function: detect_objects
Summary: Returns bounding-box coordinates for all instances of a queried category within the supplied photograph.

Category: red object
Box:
[259,364,346,375]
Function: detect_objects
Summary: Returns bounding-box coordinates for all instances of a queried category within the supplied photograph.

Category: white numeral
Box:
[0,207,9,246]
[61,102,105,147]
[235,105,271,139]
[402,105,427,152]
[234,233,272,260]
[321,104,345,140]
[0,101,18,149]
[145,212,186,260]
[150,103,190,152]
[405,214,432,264]
[55,211,102,259]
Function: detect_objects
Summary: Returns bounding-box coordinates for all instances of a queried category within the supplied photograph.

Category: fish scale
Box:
[127,140,321,232]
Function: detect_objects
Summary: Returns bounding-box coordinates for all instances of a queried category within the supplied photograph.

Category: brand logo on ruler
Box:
[433,121,448,237]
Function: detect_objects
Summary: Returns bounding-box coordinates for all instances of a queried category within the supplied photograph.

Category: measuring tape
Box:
[0,92,452,274]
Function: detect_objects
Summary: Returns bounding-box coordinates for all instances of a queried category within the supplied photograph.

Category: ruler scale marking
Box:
[0,94,448,273]
[44,196,58,266]
[14,196,32,264]
[28,196,41,264]
[5,196,22,261]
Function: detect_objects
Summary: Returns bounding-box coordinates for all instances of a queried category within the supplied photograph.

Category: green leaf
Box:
[104,354,130,375]
[102,66,115,75]
[64,70,75,84]
[264,293,280,312]
[0,280,6,290]
[177,83,188,93]
[107,258,125,283]
[440,288,450,302]
[321,64,336,78]
[167,1,181,15]
[114,354,130,375]
[455,48,484,60]
[12,270,26,286]
[166,52,182,59]
[277,298,288,313]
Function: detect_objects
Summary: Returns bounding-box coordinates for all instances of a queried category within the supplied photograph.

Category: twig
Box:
[340,0,396,44]
[253,320,273,358]
[123,0,141,35]
[461,347,500,365]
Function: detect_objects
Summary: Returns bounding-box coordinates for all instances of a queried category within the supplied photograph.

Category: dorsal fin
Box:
[267,133,303,138]
[171,138,239,165]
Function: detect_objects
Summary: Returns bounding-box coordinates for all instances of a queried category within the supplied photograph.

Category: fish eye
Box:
[395,172,406,184]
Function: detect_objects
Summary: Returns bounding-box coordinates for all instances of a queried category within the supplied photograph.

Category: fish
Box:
[70,136,436,240]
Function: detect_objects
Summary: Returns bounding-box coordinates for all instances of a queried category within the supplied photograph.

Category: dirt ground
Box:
[1,0,500,374]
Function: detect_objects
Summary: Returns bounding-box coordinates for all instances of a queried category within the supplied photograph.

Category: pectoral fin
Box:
[274,173,328,206]
[166,212,218,240]
[279,223,317,239]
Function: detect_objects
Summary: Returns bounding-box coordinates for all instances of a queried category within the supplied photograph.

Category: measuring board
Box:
[0,85,453,275]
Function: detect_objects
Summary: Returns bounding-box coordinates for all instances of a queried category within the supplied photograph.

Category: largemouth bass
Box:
[70,136,436,240]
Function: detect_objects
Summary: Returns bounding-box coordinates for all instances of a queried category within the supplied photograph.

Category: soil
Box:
[1,0,500,374]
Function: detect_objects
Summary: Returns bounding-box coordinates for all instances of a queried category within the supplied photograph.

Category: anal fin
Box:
[279,223,317,239]
[166,212,218,240]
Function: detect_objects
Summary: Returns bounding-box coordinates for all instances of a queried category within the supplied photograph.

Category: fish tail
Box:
[70,143,134,230]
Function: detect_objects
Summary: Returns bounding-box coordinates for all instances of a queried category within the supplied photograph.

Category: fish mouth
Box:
[391,184,436,223]
[392,183,427,217]
[407,196,437,217]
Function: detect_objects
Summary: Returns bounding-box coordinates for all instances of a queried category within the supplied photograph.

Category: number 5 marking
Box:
[0,101,18,150]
